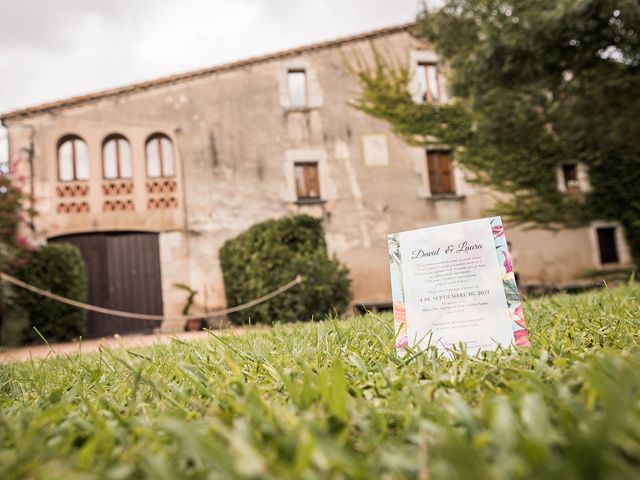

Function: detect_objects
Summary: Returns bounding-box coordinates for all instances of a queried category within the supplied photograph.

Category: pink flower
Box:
[503,252,513,273]
[393,302,408,351]
[514,329,530,347]
[15,234,34,250]
[492,225,504,238]
[513,305,526,328]
[393,301,406,323]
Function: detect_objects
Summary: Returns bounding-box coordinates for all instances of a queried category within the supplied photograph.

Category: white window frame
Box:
[282,149,335,203]
[287,70,308,107]
[588,222,631,268]
[556,161,591,193]
[414,146,469,198]
[278,59,323,110]
[409,50,446,104]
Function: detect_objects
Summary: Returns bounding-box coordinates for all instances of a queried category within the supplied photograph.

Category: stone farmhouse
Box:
[1,23,632,336]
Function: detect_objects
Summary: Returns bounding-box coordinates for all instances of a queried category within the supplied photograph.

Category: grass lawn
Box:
[1,283,639,479]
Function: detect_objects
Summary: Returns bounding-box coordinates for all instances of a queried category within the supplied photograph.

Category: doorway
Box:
[51,232,164,337]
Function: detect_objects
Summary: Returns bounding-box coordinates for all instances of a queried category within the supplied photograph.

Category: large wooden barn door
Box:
[51,232,164,337]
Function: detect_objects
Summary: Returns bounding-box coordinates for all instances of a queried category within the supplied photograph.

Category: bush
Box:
[219,214,351,324]
[17,243,87,343]
[0,242,15,318]
[0,241,33,346]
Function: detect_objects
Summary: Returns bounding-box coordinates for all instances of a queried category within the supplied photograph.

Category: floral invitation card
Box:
[388,217,530,354]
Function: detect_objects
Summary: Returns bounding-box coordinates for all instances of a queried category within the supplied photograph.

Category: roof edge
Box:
[1,21,415,123]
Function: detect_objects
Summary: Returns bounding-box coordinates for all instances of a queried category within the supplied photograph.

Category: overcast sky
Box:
[0,0,427,164]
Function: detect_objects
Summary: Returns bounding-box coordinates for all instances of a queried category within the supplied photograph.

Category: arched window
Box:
[145,133,175,178]
[57,135,89,181]
[102,134,132,179]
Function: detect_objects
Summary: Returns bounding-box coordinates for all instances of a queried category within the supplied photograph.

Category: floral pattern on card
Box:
[490,216,530,347]
[388,217,530,353]
[388,233,409,352]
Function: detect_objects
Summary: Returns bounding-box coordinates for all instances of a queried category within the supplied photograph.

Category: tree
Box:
[0,157,35,335]
[352,0,640,267]
[0,157,34,254]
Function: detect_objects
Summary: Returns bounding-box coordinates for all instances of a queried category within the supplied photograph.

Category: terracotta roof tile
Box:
[1,22,415,122]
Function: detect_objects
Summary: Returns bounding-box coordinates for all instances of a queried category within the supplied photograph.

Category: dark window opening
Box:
[562,163,580,192]
[597,227,619,264]
[294,162,320,200]
[427,150,455,195]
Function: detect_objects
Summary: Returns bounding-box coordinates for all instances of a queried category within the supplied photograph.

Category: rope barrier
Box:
[0,272,302,323]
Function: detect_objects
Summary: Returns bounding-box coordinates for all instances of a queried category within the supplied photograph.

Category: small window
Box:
[103,135,132,179]
[145,133,175,178]
[427,150,455,195]
[417,63,440,104]
[562,163,580,192]
[57,135,89,181]
[287,70,307,107]
[596,227,619,264]
[294,162,320,200]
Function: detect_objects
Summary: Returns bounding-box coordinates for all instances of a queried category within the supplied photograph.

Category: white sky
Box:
[0,0,426,164]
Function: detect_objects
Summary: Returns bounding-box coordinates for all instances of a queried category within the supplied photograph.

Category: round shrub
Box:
[17,243,87,342]
[219,214,351,324]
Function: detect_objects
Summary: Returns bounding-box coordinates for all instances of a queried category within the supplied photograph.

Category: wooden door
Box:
[51,232,163,337]
[427,150,455,195]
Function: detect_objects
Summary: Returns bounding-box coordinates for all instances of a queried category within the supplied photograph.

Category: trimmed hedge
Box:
[219,214,351,324]
[17,243,87,343]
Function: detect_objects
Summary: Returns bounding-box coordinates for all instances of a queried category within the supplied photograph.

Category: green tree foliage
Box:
[17,243,87,343]
[0,165,35,339]
[0,160,35,253]
[352,0,640,266]
[219,214,351,324]
[0,242,17,322]
[0,175,26,243]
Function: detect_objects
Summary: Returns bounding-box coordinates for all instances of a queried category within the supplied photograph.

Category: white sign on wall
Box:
[362,134,389,166]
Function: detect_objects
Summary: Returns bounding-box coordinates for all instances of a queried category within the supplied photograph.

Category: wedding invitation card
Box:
[388,217,529,354]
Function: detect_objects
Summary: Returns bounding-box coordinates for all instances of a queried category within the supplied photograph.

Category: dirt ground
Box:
[0,326,262,364]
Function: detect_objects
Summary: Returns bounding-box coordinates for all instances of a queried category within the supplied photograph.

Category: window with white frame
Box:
[287,70,307,107]
[557,161,590,193]
[596,226,619,264]
[145,133,175,178]
[102,134,132,180]
[417,63,441,104]
[57,135,89,181]
[561,163,580,192]
[294,161,320,200]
